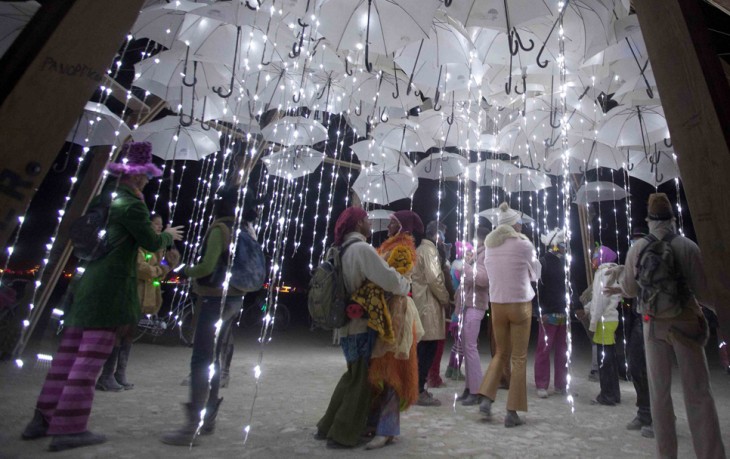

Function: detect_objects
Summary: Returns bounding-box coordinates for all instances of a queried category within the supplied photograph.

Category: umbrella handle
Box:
[364,0,374,73]
[405,40,424,97]
[663,137,672,148]
[392,61,400,98]
[345,58,353,76]
[182,50,197,87]
[315,76,332,100]
[514,73,526,95]
[179,111,193,127]
[289,26,306,59]
[245,0,262,10]
[212,27,241,98]
[444,0,452,6]
[433,66,443,111]
[354,100,362,116]
[380,108,389,123]
[625,149,635,171]
[199,97,211,131]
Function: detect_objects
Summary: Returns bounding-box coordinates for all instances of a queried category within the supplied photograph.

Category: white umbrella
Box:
[66,102,131,147]
[131,115,221,161]
[394,13,484,95]
[368,209,394,232]
[130,0,203,48]
[0,1,39,58]
[596,105,669,148]
[261,116,328,147]
[544,136,625,173]
[262,148,325,180]
[449,0,553,31]
[574,181,630,205]
[626,149,679,187]
[349,140,408,166]
[349,71,422,112]
[414,152,467,179]
[317,0,440,71]
[371,118,436,152]
[464,160,518,186]
[418,108,480,149]
[352,163,418,205]
[502,169,552,193]
[478,207,535,226]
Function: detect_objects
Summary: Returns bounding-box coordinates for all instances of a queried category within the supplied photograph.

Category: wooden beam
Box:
[635,0,730,338]
[0,0,146,250]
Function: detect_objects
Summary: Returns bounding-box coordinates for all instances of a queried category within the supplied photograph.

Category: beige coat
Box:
[137,248,169,315]
[412,239,450,341]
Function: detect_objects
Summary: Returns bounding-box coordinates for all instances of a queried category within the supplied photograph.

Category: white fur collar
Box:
[485,224,530,248]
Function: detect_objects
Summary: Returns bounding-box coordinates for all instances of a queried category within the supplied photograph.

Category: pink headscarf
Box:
[454,241,473,259]
[592,245,618,265]
[391,210,424,235]
[333,207,368,246]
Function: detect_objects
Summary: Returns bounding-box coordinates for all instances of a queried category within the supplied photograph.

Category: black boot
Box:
[114,342,134,390]
[21,409,49,440]
[160,403,201,446]
[201,397,224,435]
[96,347,123,392]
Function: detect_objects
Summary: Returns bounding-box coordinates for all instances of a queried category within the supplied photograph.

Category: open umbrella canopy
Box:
[478,207,535,226]
[464,159,519,186]
[66,102,131,147]
[371,118,436,152]
[131,115,221,161]
[626,148,679,187]
[0,1,39,58]
[573,181,630,205]
[414,152,467,179]
[262,148,326,180]
[352,163,418,205]
[449,0,553,31]
[367,209,395,232]
[544,135,625,173]
[349,140,409,166]
[261,116,328,147]
[596,105,669,148]
[502,169,552,193]
[130,0,203,48]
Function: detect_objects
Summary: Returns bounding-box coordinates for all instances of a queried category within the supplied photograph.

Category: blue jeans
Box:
[189,295,243,412]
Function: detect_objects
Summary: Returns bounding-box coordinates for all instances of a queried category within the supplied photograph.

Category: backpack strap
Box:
[634,234,658,280]
[334,238,365,298]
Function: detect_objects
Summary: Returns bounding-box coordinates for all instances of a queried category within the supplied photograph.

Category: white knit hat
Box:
[541,228,565,246]
[497,202,522,226]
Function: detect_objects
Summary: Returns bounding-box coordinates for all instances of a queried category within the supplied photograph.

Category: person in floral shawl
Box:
[352,210,424,450]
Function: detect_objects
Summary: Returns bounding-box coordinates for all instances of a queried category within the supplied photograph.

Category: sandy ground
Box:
[0,323,728,459]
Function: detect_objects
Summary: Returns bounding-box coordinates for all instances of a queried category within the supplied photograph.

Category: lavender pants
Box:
[462,307,485,393]
[533,322,568,391]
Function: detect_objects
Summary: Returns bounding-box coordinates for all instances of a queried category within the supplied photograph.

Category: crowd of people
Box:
[16,141,727,457]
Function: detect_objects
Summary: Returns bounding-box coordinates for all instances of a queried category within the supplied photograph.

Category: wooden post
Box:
[0,0,145,250]
[635,0,730,338]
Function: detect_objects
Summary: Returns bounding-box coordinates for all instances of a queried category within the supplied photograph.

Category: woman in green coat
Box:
[21,142,183,452]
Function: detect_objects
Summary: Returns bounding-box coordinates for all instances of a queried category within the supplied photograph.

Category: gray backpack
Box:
[635,234,690,318]
[307,239,361,330]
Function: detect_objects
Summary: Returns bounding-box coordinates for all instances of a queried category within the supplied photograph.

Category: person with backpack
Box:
[315,206,410,449]
[534,229,568,399]
[161,186,261,446]
[21,141,183,452]
[604,193,726,459]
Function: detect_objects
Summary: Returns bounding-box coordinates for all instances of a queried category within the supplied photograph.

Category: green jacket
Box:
[64,184,173,328]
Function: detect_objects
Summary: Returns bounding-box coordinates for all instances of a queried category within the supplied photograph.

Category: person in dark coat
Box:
[21,141,183,452]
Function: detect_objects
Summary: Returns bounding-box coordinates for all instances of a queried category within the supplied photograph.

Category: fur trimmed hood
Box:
[485,224,530,248]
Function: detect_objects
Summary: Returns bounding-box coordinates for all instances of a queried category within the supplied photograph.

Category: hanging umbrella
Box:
[371,118,436,152]
[352,163,418,205]
[66,102,131,147]
[131,115,221,161]
[573,181,630,205]
[0,1,39,58]
[261,148,326,180]
[130,0,203,48]
[349,140,408,166]
[414,152,467,179]
[394,13,484,96]
[302,72,350,114]
[596,105,668,148]
[478,207,535,226]
[418,108,481,148]
[349,70,422,112]
[448,0,553,31]
[502,169,552,193]
[317,0,440,72]
[626,149,679,187]
[261,116,328,147]
[368,209,394,232]
[464,159,518,186]
[244,63,313,112]
[544,135,625,173]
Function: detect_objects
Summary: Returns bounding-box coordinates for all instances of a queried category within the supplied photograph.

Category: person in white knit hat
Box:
[476,203,541,428]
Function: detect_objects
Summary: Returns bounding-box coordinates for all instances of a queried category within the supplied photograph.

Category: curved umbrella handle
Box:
[625,149,635,171]
[212,27,241,98]
[364,0,374,72]
[405,40,423,96]
[182,49,197,87]
[345,58,353,76]
[392,61,400,99]
[245,0,262,11]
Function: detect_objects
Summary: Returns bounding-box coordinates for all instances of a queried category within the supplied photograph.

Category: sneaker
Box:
[536,389,549,399]
[626,417,644,431]
[479,397,493,418]
[416,391,442,407]
[504,411,524,428]
[456,388,470,401]
[48,431,107,452]
[641,425,655,438]
[461,394,481,406]
[95,375,124,392]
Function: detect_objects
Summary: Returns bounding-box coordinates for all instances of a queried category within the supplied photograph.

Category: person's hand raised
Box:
[164,225,184,241]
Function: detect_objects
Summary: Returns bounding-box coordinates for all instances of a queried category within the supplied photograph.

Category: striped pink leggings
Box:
[35,327,115,435]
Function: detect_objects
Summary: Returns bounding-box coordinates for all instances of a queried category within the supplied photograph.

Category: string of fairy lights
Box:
[3,0,703,448]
